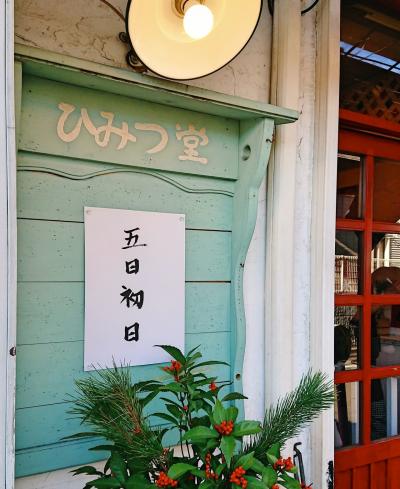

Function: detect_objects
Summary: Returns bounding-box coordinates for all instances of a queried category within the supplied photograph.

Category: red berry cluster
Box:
[209,382,217,391]
[214,420,234,435]
[163,361,182,380]
[271,485,280,489]
[230,466,247,488]
[273,456,294,471]
[155,472,178,488]
[205,453,218,480]
[163,360,182,373]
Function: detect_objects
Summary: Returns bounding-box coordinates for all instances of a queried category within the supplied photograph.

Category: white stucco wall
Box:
[15,0,271,102]
[14,1,272,487]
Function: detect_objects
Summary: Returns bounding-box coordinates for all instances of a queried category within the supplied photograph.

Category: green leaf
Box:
[152,412,179,425]
[189,360,229,371]
[125,474,154,489]
[235,452,254,470]
[193,377,217,387]
[215,464,226,477]
[232,421,262,437]
[156,345,186,365]
[140,390,158,407]
[266,453,278,466]
[243,476,266,489]
[186,345,201,358]
[199,481,215,489]
[190,469,206,478]
[168,463,196,480]
[222,392,248,402]
[71,466,103,476]
[167,403,182,419]
[225,406,239,423]
[190,415,210,428]
[220,434,236,467]
[88,445,115,452]
[262,466,278,487]
[62,431,99,440]
[182,426,219,442]
[160,383,185,393]
[85,477,121,488]
[279,474,301,489]
[213,399,226,425]
[204,438,219,451]
[109,451,127,483]
[266,443,281,459]
[251,458,268,475]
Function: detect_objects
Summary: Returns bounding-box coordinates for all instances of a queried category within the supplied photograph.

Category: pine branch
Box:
[245,371,334,461]
[68,365,164,472]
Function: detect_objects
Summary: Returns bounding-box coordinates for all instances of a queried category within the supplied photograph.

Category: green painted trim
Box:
[17,165,235,198]
[14,61,22,145]
[231,118,275,415]
[14,44,298,125]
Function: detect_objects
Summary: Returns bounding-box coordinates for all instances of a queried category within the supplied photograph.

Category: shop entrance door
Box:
[335,110,400,488]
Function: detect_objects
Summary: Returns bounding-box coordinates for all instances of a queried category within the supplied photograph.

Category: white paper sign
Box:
[84,207,185,370]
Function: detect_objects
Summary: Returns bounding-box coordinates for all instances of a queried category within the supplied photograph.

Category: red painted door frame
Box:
[335,109,400,488]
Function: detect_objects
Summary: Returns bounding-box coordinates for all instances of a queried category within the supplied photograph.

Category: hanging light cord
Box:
[98,0,125,22]
[301,0,320,15]
[268,0,321,16]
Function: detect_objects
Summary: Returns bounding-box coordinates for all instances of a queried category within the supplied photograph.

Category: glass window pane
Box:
[335,306,361,370]
[335,230,362,294]
[372,305,400,367]
[337,154,363,219]
[374,158,400,223]
[371,377,400,441]
[335,382,360,448]
[371,233,400,293]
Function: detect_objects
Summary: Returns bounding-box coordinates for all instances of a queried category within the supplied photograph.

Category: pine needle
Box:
[68,365,164,471]
[246,370,334,461]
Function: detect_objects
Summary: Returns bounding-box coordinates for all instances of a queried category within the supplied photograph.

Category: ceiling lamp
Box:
[125,0,263,80]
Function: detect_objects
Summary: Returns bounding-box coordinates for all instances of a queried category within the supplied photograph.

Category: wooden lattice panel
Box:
[340,72,400,123]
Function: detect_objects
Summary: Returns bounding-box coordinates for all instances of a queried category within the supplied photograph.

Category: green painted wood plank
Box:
[17,282,230,345]
[16,335,233,451]
[15,44,298,125]
[17,220,231,282]
[17,154,233,231]
[15,425,181,478]
[15,438,109,478]
[19,75,239,180]
[16,332,231,409]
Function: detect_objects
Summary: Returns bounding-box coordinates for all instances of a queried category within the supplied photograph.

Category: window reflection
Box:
[371,377,400,441]
[335,306,360,370]
[374,158,400,223]
[335,230,362,294]
[336,154,363,219]
[371,234,400,292]
[335,382,360,448]
[372,305,400,367]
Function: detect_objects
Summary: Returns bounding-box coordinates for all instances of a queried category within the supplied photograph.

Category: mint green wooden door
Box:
[14,48,296,478]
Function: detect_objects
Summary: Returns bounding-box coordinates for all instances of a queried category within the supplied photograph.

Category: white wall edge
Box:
[310,0,340,487]
[2,0,17,488]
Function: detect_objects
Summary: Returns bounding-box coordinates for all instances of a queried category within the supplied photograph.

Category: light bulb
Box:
[183,4,214,40]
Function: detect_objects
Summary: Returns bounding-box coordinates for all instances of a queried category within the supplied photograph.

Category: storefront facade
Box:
[1,1,342,488]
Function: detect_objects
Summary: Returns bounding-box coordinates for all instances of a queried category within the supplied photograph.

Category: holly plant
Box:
[67,345,333,489]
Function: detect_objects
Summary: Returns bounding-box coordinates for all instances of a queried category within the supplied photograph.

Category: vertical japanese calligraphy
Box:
[84,207,185,370]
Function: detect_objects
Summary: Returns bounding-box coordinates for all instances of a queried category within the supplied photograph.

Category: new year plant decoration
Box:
[67,345,334,489]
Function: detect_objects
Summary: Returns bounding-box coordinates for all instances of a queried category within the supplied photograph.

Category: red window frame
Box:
[336,109,400,451]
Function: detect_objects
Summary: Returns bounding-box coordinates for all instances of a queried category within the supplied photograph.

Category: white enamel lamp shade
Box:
[126,0,263,80]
